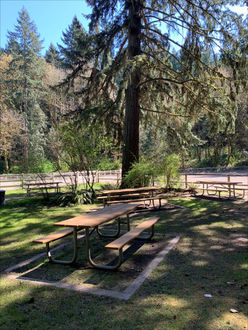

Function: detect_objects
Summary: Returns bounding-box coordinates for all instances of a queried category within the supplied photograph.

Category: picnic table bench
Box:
[24,181,61,196]
[33,203,159,270]
[97,186,166,209]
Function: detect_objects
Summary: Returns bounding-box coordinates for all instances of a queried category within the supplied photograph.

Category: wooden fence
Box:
[0,170,121,190]
[0,170,247,191]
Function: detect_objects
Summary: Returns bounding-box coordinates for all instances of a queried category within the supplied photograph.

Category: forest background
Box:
[0,0,247,179]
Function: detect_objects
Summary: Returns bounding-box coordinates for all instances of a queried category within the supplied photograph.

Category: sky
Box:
[0,0,91,55]
[0,1,247,56]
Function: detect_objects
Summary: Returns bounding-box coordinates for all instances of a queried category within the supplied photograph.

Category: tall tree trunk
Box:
[122,0,142,179]
[23,76,29,173]
[56,132,61,171]
[4,150,9,172]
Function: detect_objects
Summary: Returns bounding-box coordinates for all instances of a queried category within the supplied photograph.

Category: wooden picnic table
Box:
[98,186,163,208]
[54,203,139,269]
[195,181,242,198]
[25,181,62,195]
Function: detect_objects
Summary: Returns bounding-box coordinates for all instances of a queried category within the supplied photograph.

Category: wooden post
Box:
[21,173,24,189]
[185,174,188,188]
[76,171,79,186]
[227,175,230,182]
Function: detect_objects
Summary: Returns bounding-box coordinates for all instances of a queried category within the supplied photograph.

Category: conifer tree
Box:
[6,7,46,172]
[45,43,61,68]
[58,16,92,70]
[62,0,246,178]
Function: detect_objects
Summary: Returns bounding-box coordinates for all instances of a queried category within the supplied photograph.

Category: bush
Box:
[97,158,121,170]
[122,159,156,188]
[159,154,181,188]
[53,191,95,207]
[35,160,57,173]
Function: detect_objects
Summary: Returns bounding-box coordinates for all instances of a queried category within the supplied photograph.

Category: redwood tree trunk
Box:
[122,0,142,179]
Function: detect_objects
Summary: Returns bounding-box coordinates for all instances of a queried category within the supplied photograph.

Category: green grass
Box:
[0,194,247,329]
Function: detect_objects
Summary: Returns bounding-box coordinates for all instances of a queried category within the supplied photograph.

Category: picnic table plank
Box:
[54,203,139,228]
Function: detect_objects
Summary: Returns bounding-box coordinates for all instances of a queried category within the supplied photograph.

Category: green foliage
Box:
[122,158,156,188]
[5,7,47,173]
[194,151,244,168]
[53,190,95,207]
[59,121,113,172]
[97,158,120,170]
[158,154,181,188]
[58,120,114,198]
[45,43,61,68]
[58,16,93,70]
[32,160,57,173]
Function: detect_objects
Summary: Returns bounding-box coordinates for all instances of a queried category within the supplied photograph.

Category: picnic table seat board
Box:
[105,217,159,250]
[192,187,229,198]
[33,228,74,244]
[33,228,80,264]
[86,216,159,270]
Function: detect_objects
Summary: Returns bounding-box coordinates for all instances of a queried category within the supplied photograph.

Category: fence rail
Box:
[0,170,247,191]
[0,170,122,190]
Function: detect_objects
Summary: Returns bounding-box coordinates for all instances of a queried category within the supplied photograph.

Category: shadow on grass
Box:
[0,197,247,329]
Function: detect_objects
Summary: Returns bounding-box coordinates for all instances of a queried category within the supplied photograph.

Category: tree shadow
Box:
[1,198,247,329]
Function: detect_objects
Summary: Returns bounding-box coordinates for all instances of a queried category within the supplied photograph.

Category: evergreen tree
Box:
[58,16,92,70]
[45,43,61,68]
[5,7,46,172]
[60,1,246,179]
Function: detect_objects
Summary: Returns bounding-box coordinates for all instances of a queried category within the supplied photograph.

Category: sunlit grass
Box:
[0,195,247,329]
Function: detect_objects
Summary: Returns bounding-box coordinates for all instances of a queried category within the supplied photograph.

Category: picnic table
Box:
[97,186,165,208]
[195,181,242,198]
[34,203,158,270]
[24,181,61,196]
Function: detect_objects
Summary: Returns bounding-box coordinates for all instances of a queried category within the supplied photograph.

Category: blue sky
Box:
[1,1,247,56]
[0,0,91,54]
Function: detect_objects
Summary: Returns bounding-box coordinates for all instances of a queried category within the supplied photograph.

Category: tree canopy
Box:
[58,0,247,177]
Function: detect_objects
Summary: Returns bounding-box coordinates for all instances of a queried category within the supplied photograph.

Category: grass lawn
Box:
[0,192,247,329]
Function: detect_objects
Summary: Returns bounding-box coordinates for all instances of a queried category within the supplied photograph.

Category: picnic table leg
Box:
[85,228,123,270]
[135,223,155,240]
[97,213,131,238]
[46,228,78,264]
[96,218,121,238]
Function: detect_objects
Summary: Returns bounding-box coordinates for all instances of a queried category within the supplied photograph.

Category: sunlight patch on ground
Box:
[192,260,209,267]
[163,296,189,308]
[208,311,248,330]
[240,263,248,270]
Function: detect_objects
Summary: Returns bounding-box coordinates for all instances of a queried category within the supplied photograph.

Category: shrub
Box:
[97,158,121,170]
[122,159,156,188]
[159,154,181,188]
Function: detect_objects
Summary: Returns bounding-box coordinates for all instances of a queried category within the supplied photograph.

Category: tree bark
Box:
[4,150,9,172]
[122,0,142,179]
[23,76,29,173]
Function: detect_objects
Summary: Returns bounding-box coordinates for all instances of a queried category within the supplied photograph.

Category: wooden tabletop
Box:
[54,203,139,229]
[25,181,61,185]
[196,181,242,185]
[101,186,161,195]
